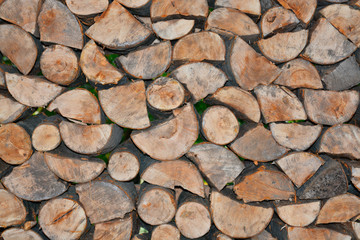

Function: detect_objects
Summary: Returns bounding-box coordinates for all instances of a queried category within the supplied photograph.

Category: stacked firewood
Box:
[1,0,360,239]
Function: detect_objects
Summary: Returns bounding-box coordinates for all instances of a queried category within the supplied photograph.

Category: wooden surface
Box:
[215,0,261,15]
[32,123,61,152]
[261,6,299,37]
[277,0,317,24]
[276,201,321,227]
[152,19,194,40]
[0,91,27,124]
[0,189,26,228]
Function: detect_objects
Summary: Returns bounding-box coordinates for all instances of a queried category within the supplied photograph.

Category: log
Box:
[302,18,357,65]
[0,24,37,75]
[230,124,289,162]
[287,226,351,240]
[0,189,26,228]
[251,230,276,240]
[254,85,307,123]
[201,106,239,145]
[1,228,43,240]
[38,0,83,49]
[117,41,172,79]
[38,198,87,240]
[229,36,281,90]
[2,151,68,201]
[47,88,102,124]
[0,91,28,124]
[215,0,261,16]
[206,226,233,240]
[116,0,150,9]
[32,123,61,152]
[80,40,124,85]
[65,0,108,24]
[277,0,317,24]
[131,104,199,161]
[171,62,227,102]
[258,30,308,63]
[273,58,323,89]
[59,120,122,155]
[146,77,185,111]
[301,89,359,125]
[351,222,360,239]
[152,19,195,41]
[151,224,181,240]
[40,45,80,86]
[173,31,225,62]
[85,1,151,50]
[205,8,260,41]
[206,86,261,122]
[261,6,299,38]
[350,162,360,191]
[99,80,150,129]
[210,190,274,238]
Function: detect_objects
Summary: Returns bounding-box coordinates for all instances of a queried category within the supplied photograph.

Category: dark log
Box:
[0,159,11,180]
[277,0,317,24]
[152,19,195,41]
[32,123,61,152]
[151,224,181,240]
[65,0,108,25]
[215,0,261,16]
[0,189,26,228]
[1,228,43,240]
[132,233,149,240]
[349,162,360,191]
[287,226,351,240]
[0,91,28,124]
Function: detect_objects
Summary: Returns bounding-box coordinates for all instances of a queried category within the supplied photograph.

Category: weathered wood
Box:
[350,162,360,191]
[251,230,276,240]
[152,19,195,40]
[277,0,317,24]
[302,89,359,125]
[215,0,261,16]
[32,123,61,152]
[116,0,150,9]
[0,91,28,124]
[206,226,233,240]
[261,6,299,37]
[99,80,150,129]
[117,41,172,79]
[151,224,181,240]
[131,104,199,161]
[66,0,108,20]
[287,226,351,240]
[1,228,43,240]
[0,24,37,75]
[351,222,360,239]
[38,0,83,49]
[0,189,26,228]
[229,36,281,90]
[80,40,124,85]
[302,18,357,65]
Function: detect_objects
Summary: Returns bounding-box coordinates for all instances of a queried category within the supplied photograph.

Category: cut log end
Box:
[108,151,140,181]
[32,123,61,152]
[151,224,181,240]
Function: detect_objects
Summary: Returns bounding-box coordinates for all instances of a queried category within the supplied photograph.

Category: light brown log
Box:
[32,123,61,152]
[40,45,79,86]
[116,0,150,9]
[86,1,151,50]
[2,151,68,201]
[273,58,322,89]
[118,41,172,79]
[152,19,195,40]
[59,120,122,155]
[0,91,28,124]
[215,0,261,16]
[39,198,87,240]
[276,201,321,227]
[211,191,274,238]
[287,227,351,240]
[302,18,357,65]
[0,189,26,228]
[171,62,227,102]
[205,8,260,41]
[47,88,101,124]
[66,0,108,17]
[352,222,360,239]
[229,36,281,90]
[5,72,64,107]
[251,230,276,240]
[277,0,317,24]
[173,31,225,62]
[99,80,150,129]
[206,86,261,122]
[1,228,43,240]
[302,89,359,125]
[108,156,139,182]
[351,163,360,192]
[201,106,239,145]
[258,30,308,63]
[0,24,37,75]
[261,6,299,37]
[38,0,83,49]
[234,166,295,202]
[80,40,124,85]
[151,224,181,240]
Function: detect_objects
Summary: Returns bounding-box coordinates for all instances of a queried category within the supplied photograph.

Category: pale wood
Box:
[215,0,261,15]
[152,19,195,40]
[251,230,276,240]
[108,151,140,182]
[150,0,208,20]
[0,91,28,124]
[32,123,61,152]
[0,189,26,228]
[1,228,43,240]
[352,222,360,239]
[116,0,150,8]
[276,201,320,227]
[287,227,351,240]
[351,163,360,192]
[66,0,108,16]
[151,224,180,240]
[261,6,299,37]
[277,0,317,24]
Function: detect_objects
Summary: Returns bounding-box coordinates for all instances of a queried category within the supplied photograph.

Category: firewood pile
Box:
[1,0,360,239]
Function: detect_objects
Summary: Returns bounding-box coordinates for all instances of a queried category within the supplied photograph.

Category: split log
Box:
[38,0,83,49]
[151,224,181,240]
[0,24,37,75]
[273,58,322,89]
[116,0,151,10]
[234,166,295,202]
[99,80,150,129]
[201,106,239,145]
[5,72,64,107]
[275,201,321,227]
[1,228,43,240]
[301,89,359,125]
[0,91,28,124]
[131,104,199,161]
[351,222,360,239]
[302,18,357,65]
[59,120,122,155]
[276,152,324,188]
[186,143,245,191]
[277,0,317,24]
[146,77,185,111]
[137,184,176,225]
[40,45,79,86]
[206,226,233,240]
[316,193,360,224]
[205,8,260,41]
[261,6,299,38]
[2,151,68,201]
[0,123,32,165]
[173,31,225,62]
[0,189,26,228]
[117,41,172,79]
[229,36,281,90]
[210,190,274,238]
[47,88,102,124]
[350,162,360,191]
[206,86,261,122]
[215,0,261,16]
[297,155,348,199]
[287,227,351,240]
[32,123,61,152]
[254,85,307,123]
[171,62,227,102]
[258,30,308,63]
[80,40,124,85]
[86,1,151,50]
[152,19,195,41]
[38,198,87,240]
[65,0,108,24]
[251,230,276,240]
[230,124,288,162]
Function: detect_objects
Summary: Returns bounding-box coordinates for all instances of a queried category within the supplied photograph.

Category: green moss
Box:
[1,56,13,66]
[161,72,170,77]
[285,120,306,123]
[37,71,43,76]
[105,53,119,67]
[78,82,98,98]
[148,112,155,122]
[139,227,149,234]
[194,100,211,115]
[32,107,43,116]
[209,7,214,13]
[121,128,132,143]
[97,152,111,164]
[195,135,205,144]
